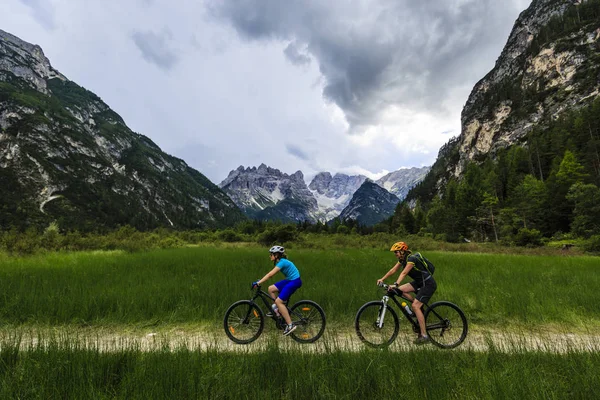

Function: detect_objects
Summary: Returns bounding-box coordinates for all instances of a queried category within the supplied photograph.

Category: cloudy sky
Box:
[1,0,532,184]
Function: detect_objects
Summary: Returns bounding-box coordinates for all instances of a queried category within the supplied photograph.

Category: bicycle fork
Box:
[376,296,390,328]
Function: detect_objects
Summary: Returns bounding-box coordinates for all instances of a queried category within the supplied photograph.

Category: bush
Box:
[515,228,543,247]
[336,225,350,235]
[582,235,600,253]
[257,225,298,246]
[217,229,243,243]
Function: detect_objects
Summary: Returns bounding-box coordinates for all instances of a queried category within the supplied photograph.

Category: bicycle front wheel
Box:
[425,301,468,349]
[288,300,326,343]
[355,301,399,347]
[224,300,264,344]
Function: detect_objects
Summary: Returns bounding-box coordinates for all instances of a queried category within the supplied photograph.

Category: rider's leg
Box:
[413,280,437,338]
[412,299,427,336]
[275,297,292,325]
[268,284,279,300]
[398,282,415,301]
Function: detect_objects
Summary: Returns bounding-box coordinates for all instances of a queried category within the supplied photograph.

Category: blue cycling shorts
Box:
[274,278,303,302]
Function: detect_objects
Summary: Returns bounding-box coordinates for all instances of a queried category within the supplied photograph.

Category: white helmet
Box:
[269,245,285,254]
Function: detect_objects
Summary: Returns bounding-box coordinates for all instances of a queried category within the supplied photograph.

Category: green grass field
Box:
[0,246,598,329]
[0,245,598,398]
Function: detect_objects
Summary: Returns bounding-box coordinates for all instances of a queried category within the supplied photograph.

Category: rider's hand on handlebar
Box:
[387,283,399,292]
[251,281,259,289]
[376,279,384,287]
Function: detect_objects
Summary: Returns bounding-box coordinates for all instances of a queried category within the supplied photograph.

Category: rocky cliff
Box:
[219,164,319,222]
[452,0,600,177]
[308,172,367,221]
[376,166,430,199]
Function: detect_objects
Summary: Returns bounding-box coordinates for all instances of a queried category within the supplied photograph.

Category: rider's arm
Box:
[257,266,281,286]
[394,262,414,286]
[377,262,402,284]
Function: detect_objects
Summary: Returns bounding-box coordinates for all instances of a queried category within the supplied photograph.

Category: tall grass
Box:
[0,337,599,399]
[0,246,598,329]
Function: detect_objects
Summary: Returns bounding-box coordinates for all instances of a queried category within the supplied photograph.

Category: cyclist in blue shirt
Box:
[252,245,302,336]
[377,241,437,345]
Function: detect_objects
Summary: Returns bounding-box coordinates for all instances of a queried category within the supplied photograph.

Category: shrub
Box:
[217,229,243,243]
[336,225,350,235]
[515,228,543,247]
[582,235,600,253]
[257,225,298,246]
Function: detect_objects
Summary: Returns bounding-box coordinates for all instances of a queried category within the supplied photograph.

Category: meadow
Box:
[0,244,599,398]
[0,245,598,329]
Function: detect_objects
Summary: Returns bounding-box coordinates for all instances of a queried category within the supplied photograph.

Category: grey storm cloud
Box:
[283,41,311,66]
[19,0,56,30]
[131,30,179,71]
[210,0,528,131]
[286,144,310,161]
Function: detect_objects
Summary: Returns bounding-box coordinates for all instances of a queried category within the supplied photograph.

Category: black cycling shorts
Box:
[410,277,437,304]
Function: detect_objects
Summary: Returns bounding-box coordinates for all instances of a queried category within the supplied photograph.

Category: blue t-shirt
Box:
[276,258,300,280]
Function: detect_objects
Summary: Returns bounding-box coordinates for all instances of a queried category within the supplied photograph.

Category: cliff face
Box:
[0,29,245,231]
[219,164,319,222]
[454,0,600,177]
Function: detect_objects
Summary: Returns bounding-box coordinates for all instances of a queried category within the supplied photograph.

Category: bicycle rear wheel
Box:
[424,301,468,349]
[355,301,399,347]
[288,300,326,343]
[224,300,265,344]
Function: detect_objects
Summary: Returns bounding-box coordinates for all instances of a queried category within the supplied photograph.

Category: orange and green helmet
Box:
[390,241,409,252]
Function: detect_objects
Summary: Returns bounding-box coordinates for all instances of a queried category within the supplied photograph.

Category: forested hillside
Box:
[394,0,600,246]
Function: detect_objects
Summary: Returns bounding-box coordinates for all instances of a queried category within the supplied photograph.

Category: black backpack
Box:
[412,252,435,276]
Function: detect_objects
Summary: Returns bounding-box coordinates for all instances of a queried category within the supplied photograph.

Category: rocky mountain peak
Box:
[307,172,368,221]
[308,172,333,194]
[338,180,400,226]
[220,164,429,225]
[218,164,318,222]
[376,166,430,199]
[1,29,245,231]
[455,0,600,177]
[0,29,66,93]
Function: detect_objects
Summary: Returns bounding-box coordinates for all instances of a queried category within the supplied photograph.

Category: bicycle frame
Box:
[378,285,447,332]
[246,286,291,326]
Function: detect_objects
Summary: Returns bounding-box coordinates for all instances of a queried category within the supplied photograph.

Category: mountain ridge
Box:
[0,28,246,231]
[219,164,429,224]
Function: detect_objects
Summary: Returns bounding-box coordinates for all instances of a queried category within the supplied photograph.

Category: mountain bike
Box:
[355,283,468,349]
[224,285,326,344]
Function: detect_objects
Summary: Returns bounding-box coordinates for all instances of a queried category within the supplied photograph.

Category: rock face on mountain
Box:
[308,172,367,221]
[338,181,400,226]
[219,164,318,222]
[376,166,430,199]
[220,165,429,224]
[451,0,600,177]
[0,29,245,231]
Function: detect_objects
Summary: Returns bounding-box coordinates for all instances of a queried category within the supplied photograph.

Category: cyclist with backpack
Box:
[252,245,302,336]
[376,241,437,344]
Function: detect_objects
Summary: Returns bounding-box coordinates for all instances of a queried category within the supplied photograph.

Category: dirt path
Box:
[1,326,598,353]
